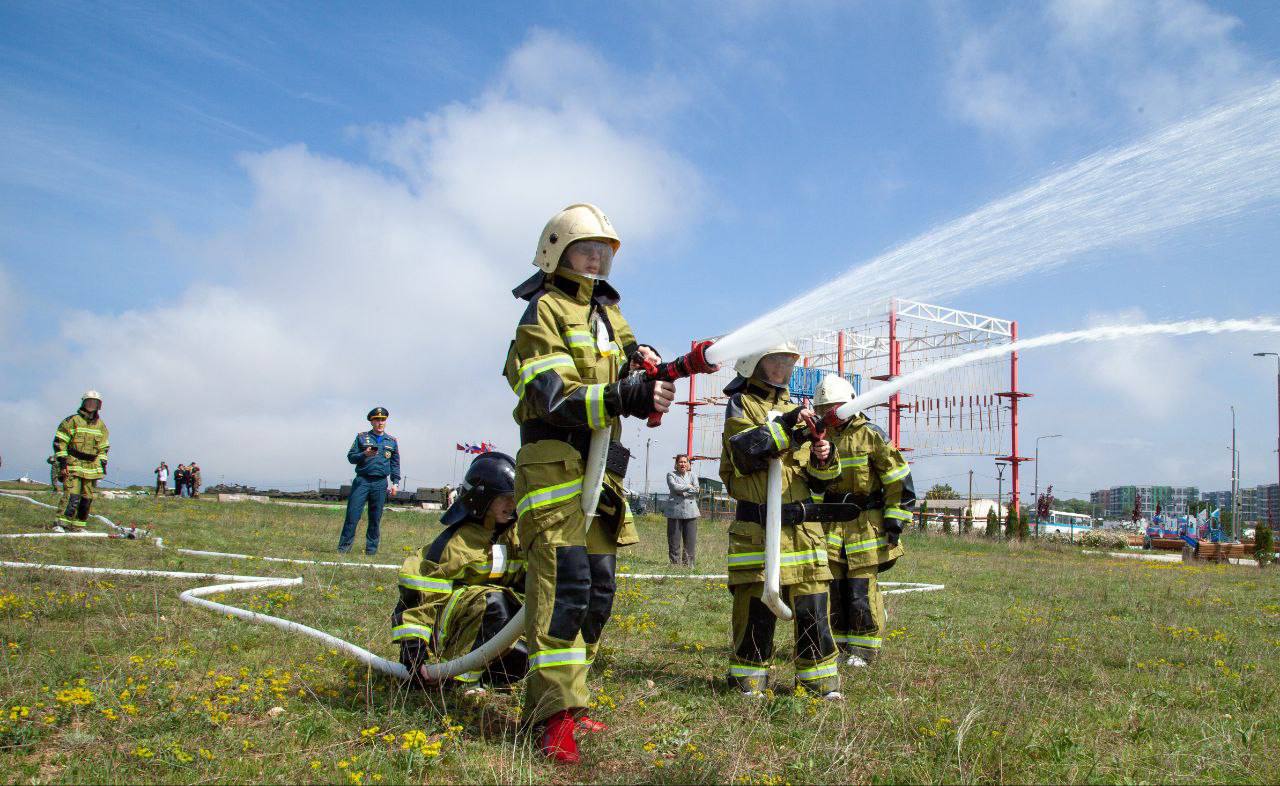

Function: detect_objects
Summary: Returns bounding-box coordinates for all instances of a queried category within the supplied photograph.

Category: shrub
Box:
[985,508,998,538]
[1256,525,1275,567]
[1077,530,1129,550]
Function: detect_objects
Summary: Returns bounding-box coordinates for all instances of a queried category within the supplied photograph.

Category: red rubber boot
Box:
[540,710,580,764]
[577,715,609,733]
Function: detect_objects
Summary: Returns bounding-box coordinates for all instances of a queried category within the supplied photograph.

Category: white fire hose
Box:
[762,456,793,620]
[760,409,793,620]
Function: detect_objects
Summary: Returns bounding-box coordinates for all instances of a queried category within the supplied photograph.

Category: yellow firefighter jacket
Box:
[392,516,525,652]
[503,270,639,544]
[823,413,914,568]
[53,410,109,480]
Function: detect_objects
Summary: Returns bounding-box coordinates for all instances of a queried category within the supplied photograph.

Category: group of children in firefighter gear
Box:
[387,202,913,765]
[51,390,109,532]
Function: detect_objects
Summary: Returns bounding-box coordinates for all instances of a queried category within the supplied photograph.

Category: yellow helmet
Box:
[733,342,800,380]
[533,203,620,276]
[813,374,854,409]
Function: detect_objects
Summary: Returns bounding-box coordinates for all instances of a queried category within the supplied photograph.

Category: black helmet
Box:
[367,406,389,420]
[441,452,516,526]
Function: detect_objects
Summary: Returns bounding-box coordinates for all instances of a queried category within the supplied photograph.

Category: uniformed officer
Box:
[394,452,528,692]
[503,203,715,763]
[812,374,915,666]
[338,407,401,555]
[52,390,110,532]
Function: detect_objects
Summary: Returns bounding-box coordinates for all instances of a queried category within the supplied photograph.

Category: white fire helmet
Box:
[81,390,102,403]
[733,342,800,380]
[813,374,854,410]
[533,203,620,280]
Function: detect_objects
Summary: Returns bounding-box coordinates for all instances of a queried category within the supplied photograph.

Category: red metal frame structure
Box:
[684,299,1027,506]
[995,321,1032,513]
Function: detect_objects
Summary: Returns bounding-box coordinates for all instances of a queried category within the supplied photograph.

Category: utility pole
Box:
[1231,406,1239,541]
[1033,434,1062,538]
[967,469,974,524]
[1255,352,1280,534]
[996,462,1007,524]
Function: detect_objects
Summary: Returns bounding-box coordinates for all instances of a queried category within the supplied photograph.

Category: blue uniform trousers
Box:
[338,476,387,554]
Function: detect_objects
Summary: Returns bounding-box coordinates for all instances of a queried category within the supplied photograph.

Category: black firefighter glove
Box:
[100,459,107,475]
[883,516,904,548]
[399,640,435,690]
[57,459,69,482]
[611,372,658,419]
[777,407,822,446]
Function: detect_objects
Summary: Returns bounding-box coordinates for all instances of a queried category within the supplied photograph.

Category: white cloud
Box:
[0,33,704,489]
[940,0,1270,141]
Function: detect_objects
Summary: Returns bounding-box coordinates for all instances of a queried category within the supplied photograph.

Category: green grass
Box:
[2,493,1279,784]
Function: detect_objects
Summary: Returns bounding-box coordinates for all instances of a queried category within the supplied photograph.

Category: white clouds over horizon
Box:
[0,31,705,488]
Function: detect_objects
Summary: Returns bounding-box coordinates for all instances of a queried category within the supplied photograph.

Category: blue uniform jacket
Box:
[348,431,401,484]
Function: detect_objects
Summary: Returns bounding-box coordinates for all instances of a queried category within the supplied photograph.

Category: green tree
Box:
[925,483,960,500]
[942,514,952,535]
[962,510,973,535]
[1256,524,1275,568]
[918,499,930,532]
[1004,506,1019,540]
[986,508,998,538]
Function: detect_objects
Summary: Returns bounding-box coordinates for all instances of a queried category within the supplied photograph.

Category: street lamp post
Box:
[1231,405,1240,541]
[1033,434,1062,537]
[995,461,1007,537]
[1255,352,1280,533]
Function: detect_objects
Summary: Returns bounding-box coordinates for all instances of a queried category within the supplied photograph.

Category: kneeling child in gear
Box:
[393,452,529,691]
[720,344,843,699]
[812,374,915,666]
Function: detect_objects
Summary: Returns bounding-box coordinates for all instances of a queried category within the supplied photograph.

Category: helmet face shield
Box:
[756,352,799,388]
[559,239,615,280]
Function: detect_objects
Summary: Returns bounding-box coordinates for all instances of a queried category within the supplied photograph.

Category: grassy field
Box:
[2,492,1279,784]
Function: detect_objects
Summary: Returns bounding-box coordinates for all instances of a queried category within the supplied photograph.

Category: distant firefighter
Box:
[52,390,110,532]
[189,462,202,497]
[338,407,401,556]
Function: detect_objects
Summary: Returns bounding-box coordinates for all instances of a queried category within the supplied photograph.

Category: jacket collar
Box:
[77,407,98,422]
[724,375,790,404]
[511,270,621,306]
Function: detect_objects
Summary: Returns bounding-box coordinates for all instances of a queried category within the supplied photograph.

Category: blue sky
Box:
[2,0,1279,502]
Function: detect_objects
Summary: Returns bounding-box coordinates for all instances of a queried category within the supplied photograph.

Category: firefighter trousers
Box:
[55,476,96,530]
[828,560,885,657]
[520,506,619,726]
[728,579,840,695]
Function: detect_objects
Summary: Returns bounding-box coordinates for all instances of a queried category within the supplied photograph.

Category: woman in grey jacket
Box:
[664,454,701,566]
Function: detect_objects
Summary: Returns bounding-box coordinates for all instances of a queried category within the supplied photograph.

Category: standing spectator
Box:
[664,454,701,566]
[338,406,400,555]
[154,462,169,496]
[189,462,202,498]
[174,464,188,498]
